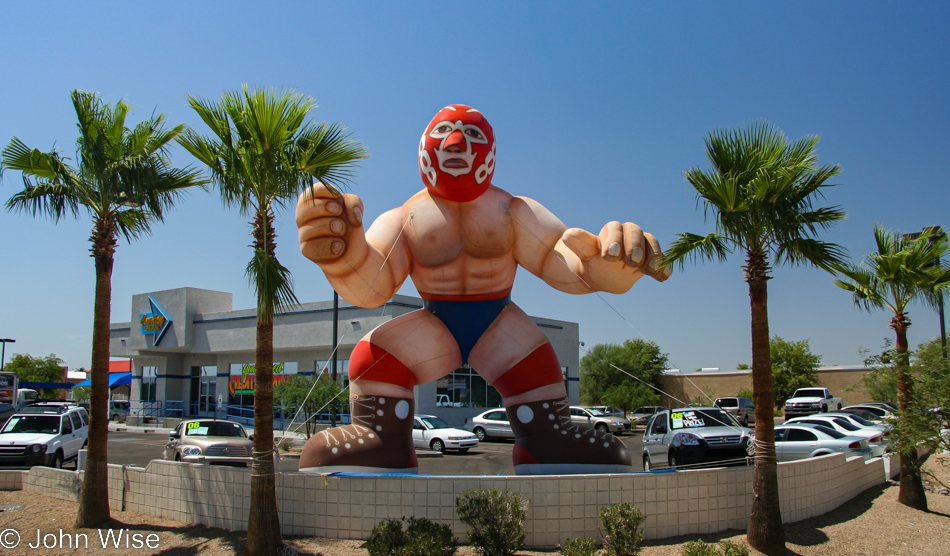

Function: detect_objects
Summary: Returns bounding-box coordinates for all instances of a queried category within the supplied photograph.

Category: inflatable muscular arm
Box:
[511,196,670,295]
[296,183,410,308]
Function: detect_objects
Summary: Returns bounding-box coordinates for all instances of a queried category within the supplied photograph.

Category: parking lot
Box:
[100,428,648,474]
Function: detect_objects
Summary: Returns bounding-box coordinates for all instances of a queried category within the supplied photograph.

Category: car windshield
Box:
[795,389,827,397]
[843,414,873,427]
[831,417,859,431]
[419,416,452,429]
[184,421,247,438]
[1,415,60,434]
[813,425,845,438]
[586,408,607,416]
[670,409,736,430]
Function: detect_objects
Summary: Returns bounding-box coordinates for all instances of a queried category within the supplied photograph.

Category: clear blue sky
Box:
[1,3,947,375]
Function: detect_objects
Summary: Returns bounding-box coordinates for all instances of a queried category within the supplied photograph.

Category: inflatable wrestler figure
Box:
[296,104,669,475]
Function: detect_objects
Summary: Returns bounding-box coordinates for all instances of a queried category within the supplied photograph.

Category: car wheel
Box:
[821,405,828,413]
[48,451,63,469]
[175,453,182,462]
[837,404,842,411]
[742,415,749,427]
[643,456,652,472]
[110,413,118,422]
[458,448,470,454]
[430,439,445,453]
[474,428,487,442]
[595,423,609,433]
[668,452,678,469]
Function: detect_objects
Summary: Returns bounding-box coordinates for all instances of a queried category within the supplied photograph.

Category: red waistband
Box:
[418,288,512,302]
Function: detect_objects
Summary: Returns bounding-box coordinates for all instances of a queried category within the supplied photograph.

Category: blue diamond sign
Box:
[139,296,172,346]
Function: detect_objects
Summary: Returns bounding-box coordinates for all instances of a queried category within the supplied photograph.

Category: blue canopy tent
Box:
[71,372,132,389]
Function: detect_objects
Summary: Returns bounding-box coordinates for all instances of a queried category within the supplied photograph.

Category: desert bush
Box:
[681,539,751,556]
[365,516,457,556]
[456,489,526,556]
[558,537,600,555]
[599,503,646,556]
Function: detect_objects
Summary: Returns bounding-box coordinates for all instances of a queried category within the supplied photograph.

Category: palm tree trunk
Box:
[744,253,785,556]
[893,317,928,510]
[245,213,283,555]
[76,220,115,527]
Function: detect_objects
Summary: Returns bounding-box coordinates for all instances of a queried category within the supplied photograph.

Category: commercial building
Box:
[109,287,580,423]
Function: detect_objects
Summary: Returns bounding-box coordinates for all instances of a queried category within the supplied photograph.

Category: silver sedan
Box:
[774,423,871,462]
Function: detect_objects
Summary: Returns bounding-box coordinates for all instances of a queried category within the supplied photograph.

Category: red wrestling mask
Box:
[418,104,496,202]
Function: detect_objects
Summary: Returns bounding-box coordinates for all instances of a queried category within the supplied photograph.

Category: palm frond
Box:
[662,232,731,270]
[246,248,299,322]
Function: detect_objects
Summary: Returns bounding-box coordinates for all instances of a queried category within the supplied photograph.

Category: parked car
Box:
[569,406,632,435]
[714,396,756,427]
[467,408,514,442]
[165,419,253,467]
[413,415,479,453]
[842,404,897,422]
[774,423,872,462]
[858,401,898,411]
[591,406,625,417]
[630,406,666,426]
[0,402,89,468]
[784,415,886,457]
[109,400,130,421]
[435,394,465,408]
[641,407,753,471]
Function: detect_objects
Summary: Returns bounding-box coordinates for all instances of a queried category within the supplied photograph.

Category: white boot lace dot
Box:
[516,405,534,423]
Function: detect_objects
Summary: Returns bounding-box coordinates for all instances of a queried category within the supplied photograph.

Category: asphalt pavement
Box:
[103,423,647,474]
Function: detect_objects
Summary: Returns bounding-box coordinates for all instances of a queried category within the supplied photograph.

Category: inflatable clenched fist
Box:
[296,184,365,264]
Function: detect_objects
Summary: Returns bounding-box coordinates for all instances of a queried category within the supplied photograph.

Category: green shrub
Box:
[559,537,600,555]
[715,540,750,556]
[365,516,457,556]
[367,518,406,555]
[681,539,751,556]
[599,503,646,556]
[456,489,527,556]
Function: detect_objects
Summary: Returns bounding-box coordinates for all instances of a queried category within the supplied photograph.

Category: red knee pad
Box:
[348,341,417,390]
[492,343,563,397]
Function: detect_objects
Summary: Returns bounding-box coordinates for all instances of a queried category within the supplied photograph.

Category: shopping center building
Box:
[109,287,580,423]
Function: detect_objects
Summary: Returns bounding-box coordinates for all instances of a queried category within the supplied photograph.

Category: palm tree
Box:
[178,86,367,555]
[834,225,950,511]
[664,122,846,556]
[1,90,204,527]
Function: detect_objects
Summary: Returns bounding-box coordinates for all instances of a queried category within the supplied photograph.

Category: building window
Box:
[436,367,501,408]
[316,360,348,384]
[228,362,299,407]
[141,366,157,402]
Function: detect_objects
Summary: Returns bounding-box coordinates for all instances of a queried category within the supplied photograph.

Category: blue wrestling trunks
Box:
[422,295,511,364]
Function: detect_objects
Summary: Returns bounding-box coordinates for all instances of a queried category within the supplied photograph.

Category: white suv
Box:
[0,402,89,468]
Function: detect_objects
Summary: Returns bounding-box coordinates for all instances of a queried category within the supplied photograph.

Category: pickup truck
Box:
[784,388,842,418]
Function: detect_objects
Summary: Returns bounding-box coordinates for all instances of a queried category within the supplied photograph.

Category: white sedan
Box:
[784,414,886,457]
[774,423,872,462]
[412,415,479,453]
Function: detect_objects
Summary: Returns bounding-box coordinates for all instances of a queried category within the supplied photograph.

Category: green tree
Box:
[579,339,668,406]
[664,122,846,555]
[834,225,950,511]
[179,85,367,556]
[600,382,660,415]
[273,373,343,438]
[2,91,204,527]
[770,336,821,408]
[4,353,65,398]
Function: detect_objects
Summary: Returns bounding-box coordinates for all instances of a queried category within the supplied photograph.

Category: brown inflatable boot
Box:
[506,397,631,475]
[298,395,418,474]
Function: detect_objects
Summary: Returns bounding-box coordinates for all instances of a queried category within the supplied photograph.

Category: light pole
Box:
[0,339,15,371]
